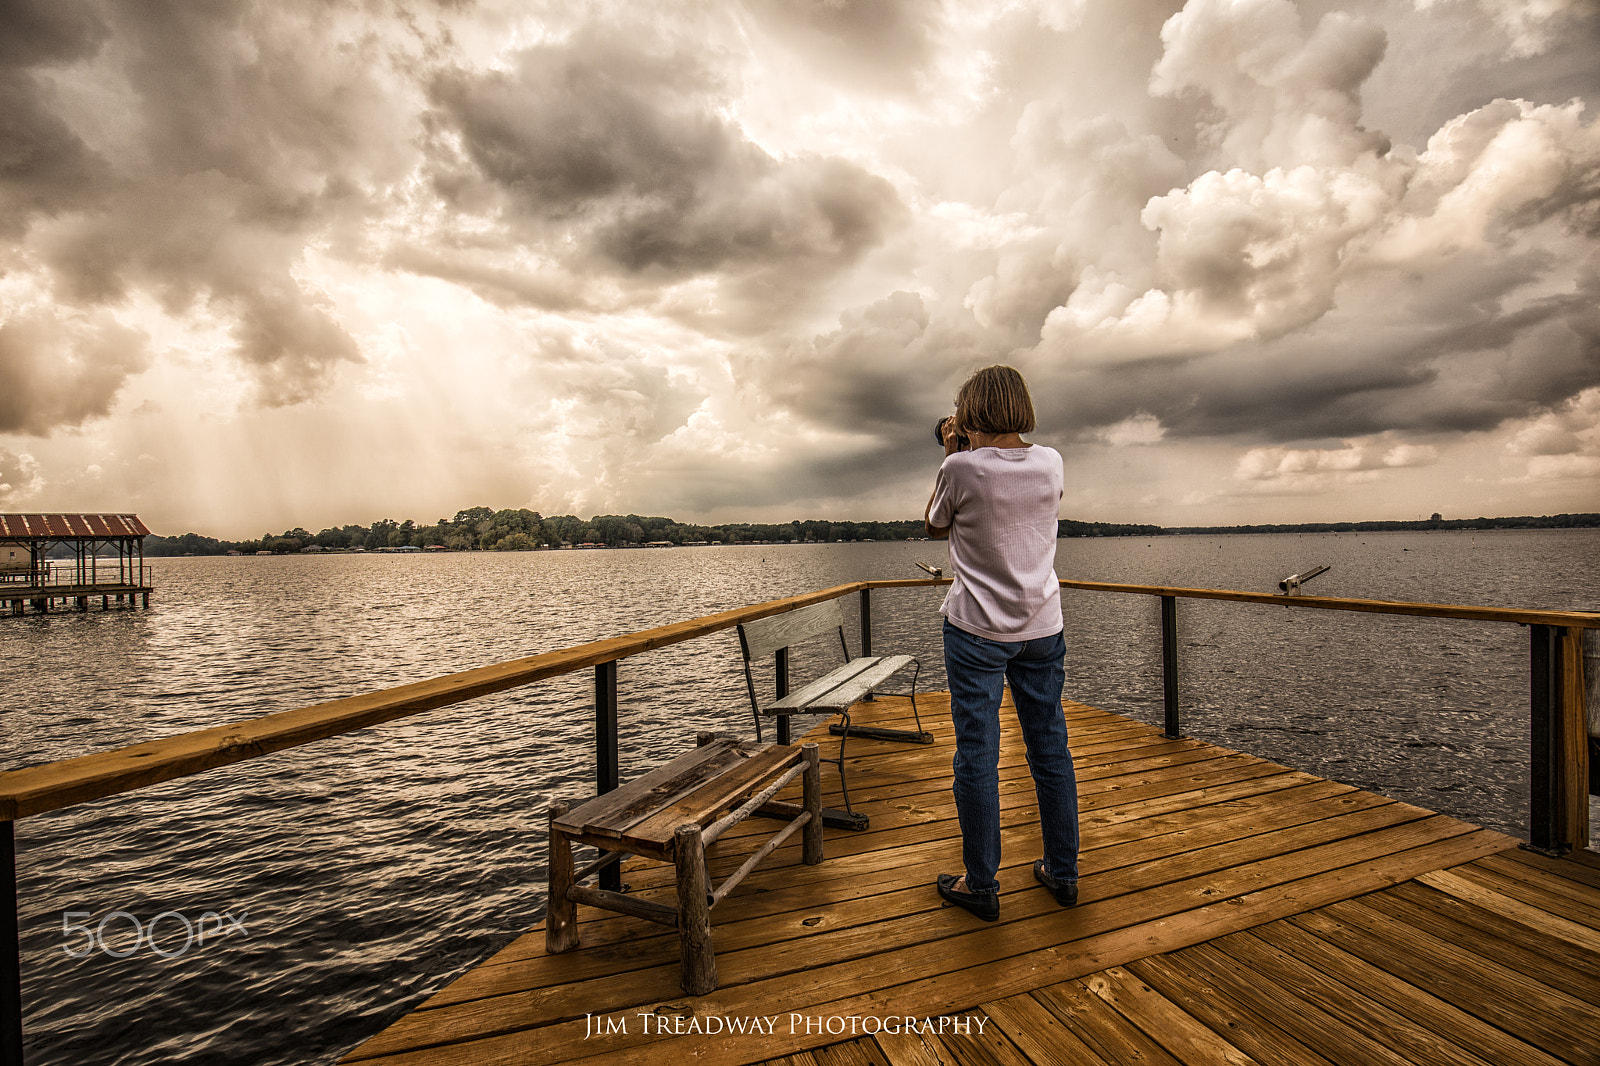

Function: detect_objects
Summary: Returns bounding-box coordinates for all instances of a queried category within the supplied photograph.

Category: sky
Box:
[1,0,1597,538]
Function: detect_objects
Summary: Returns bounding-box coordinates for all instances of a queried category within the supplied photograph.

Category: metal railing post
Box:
[1,821,22,1066]
[1527,625,1565,855]
[594,661,621,890]
[1161,596,1182,739]
[774,648,791,746]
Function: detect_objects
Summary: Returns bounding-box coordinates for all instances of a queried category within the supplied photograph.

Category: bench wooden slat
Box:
[766,658,881,712]
[624,745,798,848]
[768,655,916,714]
[554,740,747,839]
[739,599,844,661]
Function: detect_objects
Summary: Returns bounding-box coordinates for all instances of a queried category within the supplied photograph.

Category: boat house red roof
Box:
[0,514,151,539]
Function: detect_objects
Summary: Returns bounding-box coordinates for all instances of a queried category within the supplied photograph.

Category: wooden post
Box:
[545,803,578,953]
[1563,627,1589,849]
[1161,595,1182,739]
[674,824,716,995]
[801,743,823,865]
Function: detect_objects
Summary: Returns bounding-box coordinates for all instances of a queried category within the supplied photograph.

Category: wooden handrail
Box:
[861,577,1600,627]
[0,581,866,820]
[4,575,1594,821]
[1050,580,1600,629]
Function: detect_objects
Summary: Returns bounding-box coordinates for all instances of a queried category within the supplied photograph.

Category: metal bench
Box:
[737,599,930,830]
[545,734,822,995]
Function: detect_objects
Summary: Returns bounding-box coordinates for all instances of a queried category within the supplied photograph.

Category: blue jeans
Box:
[943,619,1079,894]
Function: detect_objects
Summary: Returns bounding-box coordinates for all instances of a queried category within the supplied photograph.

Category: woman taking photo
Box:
[924,365,1080,921]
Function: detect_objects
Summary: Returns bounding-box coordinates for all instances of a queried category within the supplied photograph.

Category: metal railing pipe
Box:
[1529,625,1564,854]
[594,662,621,890]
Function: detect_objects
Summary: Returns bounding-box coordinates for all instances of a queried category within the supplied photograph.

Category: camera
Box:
[934,417,970,451]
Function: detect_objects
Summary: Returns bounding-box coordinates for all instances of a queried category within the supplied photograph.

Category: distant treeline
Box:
[142,508,1600,556]
[1161,513,1600,535]
[143,510,935,556]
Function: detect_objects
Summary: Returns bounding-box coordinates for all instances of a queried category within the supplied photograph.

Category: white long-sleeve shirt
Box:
[928,444,1064,642]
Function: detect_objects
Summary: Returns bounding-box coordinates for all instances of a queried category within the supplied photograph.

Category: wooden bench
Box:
[737,599,930,830]
[545,734,822,995]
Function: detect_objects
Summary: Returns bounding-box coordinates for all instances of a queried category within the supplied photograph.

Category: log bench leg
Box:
[802,743,823,866]
[546,803,579,953]
[675,823,716,995]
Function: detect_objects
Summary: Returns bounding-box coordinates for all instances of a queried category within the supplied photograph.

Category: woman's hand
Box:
[941,418,965,456]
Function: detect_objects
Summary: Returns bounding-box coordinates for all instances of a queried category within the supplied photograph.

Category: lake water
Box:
[2,530,1596,1064]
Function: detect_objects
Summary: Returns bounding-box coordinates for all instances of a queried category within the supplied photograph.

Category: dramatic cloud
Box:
[0,449,43,505]
[0,0,111,237]
[1,0,1597,533]
[1233,437,1439,494]
[1506,385,1600,481]
[1020,0,1600,465]
[1419,0,1600,58]
[739,0,943,94]
[1151,0,1390,170]
[0,307,148,434]
[419,28,907,329]
[6,0,409,417]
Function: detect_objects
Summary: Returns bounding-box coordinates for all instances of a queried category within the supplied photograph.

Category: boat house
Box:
[0,513,153,615]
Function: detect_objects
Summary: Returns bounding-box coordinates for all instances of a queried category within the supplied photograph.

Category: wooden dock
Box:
[0,512,153,615]
[341,693,1600,1066]
[1,581,151,615]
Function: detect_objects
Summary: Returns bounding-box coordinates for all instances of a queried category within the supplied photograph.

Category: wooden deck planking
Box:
[341,693,1600,1066]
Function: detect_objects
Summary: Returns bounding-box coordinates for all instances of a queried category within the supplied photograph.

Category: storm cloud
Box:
[1018,1,1600,458]
[0,308,148,435]
[421,28,907,325]
[1,0,1597,533]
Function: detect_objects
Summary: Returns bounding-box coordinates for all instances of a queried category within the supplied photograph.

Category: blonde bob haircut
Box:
[954,364,1036,436]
